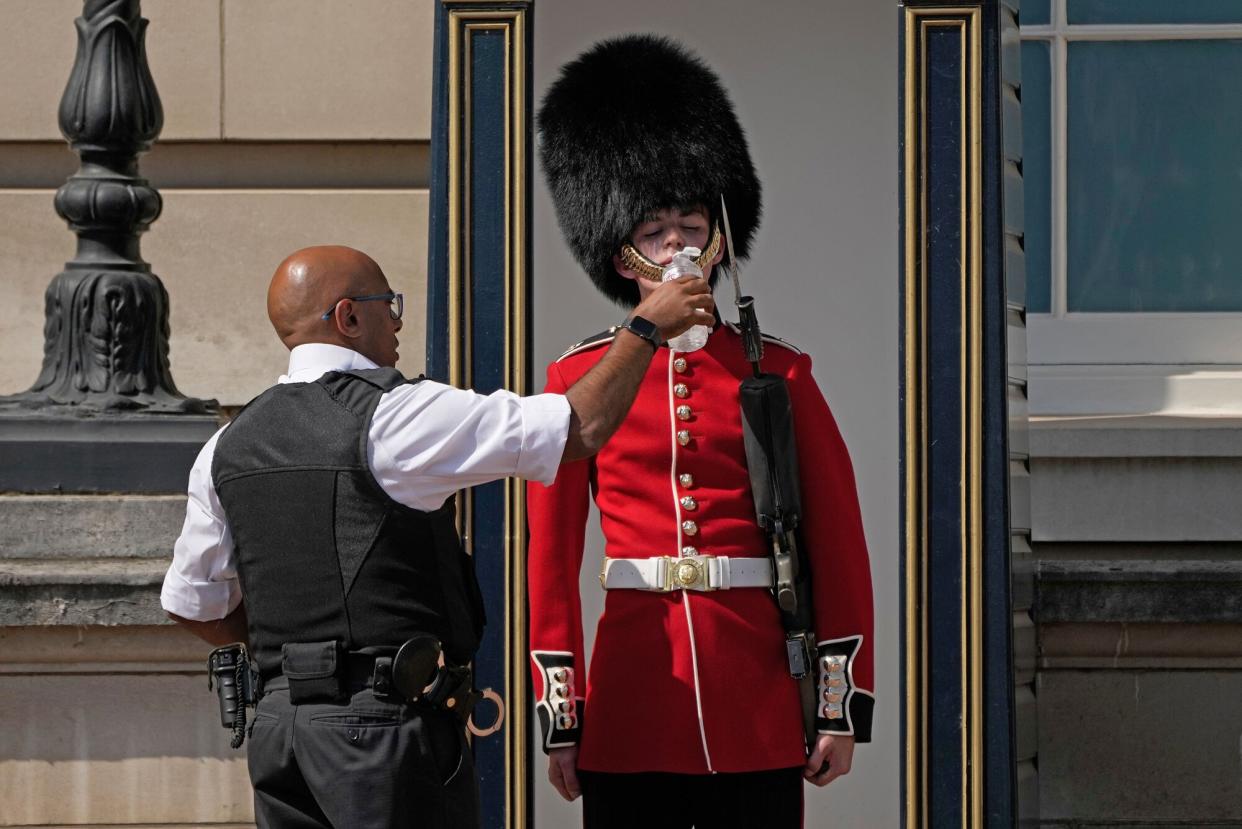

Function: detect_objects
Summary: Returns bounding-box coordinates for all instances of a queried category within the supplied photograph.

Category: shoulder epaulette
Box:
[723,321,803,355]
[557,328,618,362]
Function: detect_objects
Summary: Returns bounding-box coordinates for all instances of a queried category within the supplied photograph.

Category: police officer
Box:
[527,36,876,828]
[161,244,714,828]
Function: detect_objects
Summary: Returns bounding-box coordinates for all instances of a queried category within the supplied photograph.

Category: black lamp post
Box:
[5,0,210,413]
[0,0,217,491]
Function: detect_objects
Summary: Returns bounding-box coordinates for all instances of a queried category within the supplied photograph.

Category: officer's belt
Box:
[262,650,393,693]
[601,555,773,592]
[264,649,477,718]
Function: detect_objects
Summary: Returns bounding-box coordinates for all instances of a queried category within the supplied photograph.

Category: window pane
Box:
[1022,0,1051,26]
[1021,40,1052,313]
[1069,0,1242,25]
[1067,40,1242,312]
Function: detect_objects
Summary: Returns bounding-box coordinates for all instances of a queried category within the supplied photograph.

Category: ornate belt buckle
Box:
[667,554,713,591]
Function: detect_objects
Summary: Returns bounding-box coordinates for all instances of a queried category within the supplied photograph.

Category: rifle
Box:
[721,196,819,753]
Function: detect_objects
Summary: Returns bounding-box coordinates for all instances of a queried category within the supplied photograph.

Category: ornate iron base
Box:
[1,267,215,416]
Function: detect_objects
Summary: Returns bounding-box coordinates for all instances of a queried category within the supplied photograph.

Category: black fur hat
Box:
[538,34,762,307]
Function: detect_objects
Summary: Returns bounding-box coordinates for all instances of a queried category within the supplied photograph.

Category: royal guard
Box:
[528,35,875,827]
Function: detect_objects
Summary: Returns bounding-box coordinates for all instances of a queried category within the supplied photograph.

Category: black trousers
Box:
[578,767,804,829]
[247,686,479,828]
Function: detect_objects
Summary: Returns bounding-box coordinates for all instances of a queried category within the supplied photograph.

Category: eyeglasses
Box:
[321,291,403,321]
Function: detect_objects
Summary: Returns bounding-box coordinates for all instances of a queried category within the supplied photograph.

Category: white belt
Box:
[600,555,774,592]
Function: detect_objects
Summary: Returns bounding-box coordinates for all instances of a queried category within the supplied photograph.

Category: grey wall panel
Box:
[1010,461,1032,533]
[1016,760,1039,828]
[1004,160,1025,236]
[1003,87,1023,162]
[1013,613,1037,685]
[1032,457,1242,542]
[1011,537,1035,609]
[1013,684,1038,761]
[1006,235,1027,308]
[1009,385,1030,457]
[1008,308,1028,382]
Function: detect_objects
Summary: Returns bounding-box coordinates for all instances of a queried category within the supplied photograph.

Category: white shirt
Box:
[160,343,571,621]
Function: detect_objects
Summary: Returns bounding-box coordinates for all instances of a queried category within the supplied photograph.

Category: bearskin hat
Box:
[538,34,762,308]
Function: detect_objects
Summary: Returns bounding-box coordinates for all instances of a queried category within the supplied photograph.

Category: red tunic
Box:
[527,324,874,774]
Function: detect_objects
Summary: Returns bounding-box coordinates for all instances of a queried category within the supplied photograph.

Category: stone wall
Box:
[1031,416,1242,828]
[0,493,255,825]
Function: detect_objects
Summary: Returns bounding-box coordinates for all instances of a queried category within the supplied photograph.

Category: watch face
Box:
[628,316,658,340]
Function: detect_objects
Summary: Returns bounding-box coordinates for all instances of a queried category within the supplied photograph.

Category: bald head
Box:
[266,245,403,367]
[267,245,386,345]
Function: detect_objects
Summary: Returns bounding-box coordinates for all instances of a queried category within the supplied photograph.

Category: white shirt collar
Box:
[279,343,380,384]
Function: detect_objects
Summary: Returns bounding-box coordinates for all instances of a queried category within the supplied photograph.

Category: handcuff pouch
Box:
[281,641,343,703]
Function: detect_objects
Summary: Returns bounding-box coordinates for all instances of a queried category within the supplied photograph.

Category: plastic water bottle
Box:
[661,246,710,353]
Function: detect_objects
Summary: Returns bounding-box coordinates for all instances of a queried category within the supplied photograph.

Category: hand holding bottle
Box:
[661,247,711,353]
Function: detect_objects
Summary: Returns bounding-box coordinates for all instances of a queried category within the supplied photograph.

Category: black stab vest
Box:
[211,368,485,680]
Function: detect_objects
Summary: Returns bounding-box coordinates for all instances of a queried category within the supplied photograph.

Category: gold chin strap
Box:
[619,223,722,283]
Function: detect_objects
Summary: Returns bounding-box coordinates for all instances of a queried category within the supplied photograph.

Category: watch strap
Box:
[619,315,663,349]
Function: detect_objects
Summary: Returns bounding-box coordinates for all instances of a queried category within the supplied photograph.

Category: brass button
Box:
[679,473,695,488]
[676,405,692,421]
[677,430,691,446]
[557,700,574,713]
[556,714,576,730]
[553,668,568,683]
[674,383,690,399]
[673,357,688,373]
[681,546,699,557]
[680,496,698,511]
[825,703,844,720]
[825,689,844,704]
[682,520,698,536]
[822,657,843,673]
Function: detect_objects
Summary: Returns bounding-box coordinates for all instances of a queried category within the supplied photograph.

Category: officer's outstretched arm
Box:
[561,276,712,461]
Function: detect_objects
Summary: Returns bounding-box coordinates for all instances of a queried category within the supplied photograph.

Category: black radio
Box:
[208,643,258,748]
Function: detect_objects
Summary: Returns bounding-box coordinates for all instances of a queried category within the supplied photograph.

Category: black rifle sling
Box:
[739,372,819,751]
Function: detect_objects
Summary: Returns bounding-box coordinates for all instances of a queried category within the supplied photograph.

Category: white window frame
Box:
[1021,0,1242,415]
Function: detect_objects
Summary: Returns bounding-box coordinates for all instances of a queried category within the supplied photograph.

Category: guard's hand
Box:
[804,733,854,787]
[632,275,715,342]
[548,745,581,801]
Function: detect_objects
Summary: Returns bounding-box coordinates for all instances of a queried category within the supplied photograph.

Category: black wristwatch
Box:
[618,315,663,350]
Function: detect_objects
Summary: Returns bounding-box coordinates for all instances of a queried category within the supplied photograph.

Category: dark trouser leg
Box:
[580,771,693,829]
[695,767,804,829]
[250,687,480,829]
[248,691,332,829]
[580,768,804,829]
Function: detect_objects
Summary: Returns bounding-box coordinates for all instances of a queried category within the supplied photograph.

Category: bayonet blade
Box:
[720,194,743,303]
[720,194,764,368]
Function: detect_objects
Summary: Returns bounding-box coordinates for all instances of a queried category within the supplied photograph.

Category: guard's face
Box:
[629,206,713,270]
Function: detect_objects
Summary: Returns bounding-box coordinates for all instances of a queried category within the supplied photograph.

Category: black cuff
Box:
[814,636,873,742]
[532,651,583,752]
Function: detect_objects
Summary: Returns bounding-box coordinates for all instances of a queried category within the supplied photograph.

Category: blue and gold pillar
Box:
[901,1,1025,826]
[427,3,533,827]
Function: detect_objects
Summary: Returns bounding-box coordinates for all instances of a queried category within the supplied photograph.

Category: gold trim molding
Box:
[902,6,984,829]
[444,5,531,828]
